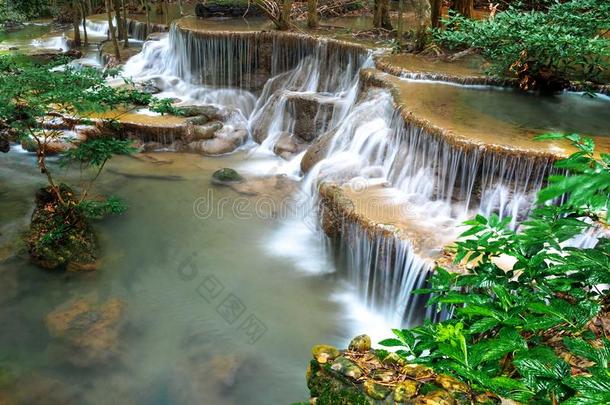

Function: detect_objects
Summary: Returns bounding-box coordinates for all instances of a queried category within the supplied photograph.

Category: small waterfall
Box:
[85,19,109,37]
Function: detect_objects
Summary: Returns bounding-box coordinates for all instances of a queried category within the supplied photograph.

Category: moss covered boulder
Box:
[304,334,502,405]
[25,185,98,271]
[212,168,243,184]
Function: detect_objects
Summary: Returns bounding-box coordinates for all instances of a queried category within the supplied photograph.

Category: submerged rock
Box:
[46,297,126,367]
[212,168,243,184]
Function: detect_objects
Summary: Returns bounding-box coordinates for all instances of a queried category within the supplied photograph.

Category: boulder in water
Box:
[25,185,98,271]
[273,132,307,160]
[212,168,243,184]
[188,121,223,141]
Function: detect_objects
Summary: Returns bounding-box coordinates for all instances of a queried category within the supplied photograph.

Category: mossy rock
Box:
[348,334,371,352]
[307,360,369,405]
[212,168,243,184]
[25,185,98,271]
[312,344,340,364]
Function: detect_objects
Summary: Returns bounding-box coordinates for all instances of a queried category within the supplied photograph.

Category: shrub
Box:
[433,0,610,90]
[382,134,610,404]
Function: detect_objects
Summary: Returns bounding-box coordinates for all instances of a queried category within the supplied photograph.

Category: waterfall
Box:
[121,23,557,329]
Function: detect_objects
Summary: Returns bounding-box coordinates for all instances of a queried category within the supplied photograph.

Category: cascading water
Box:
[120,21,559,331]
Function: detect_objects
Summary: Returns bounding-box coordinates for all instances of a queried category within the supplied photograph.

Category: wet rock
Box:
[363,379,391,400]
[348,334,371,352]
[273,132,307,160]
[415,388,455,405]
[180,105,223,120]
[186,116,210,126]
[137,80,162,94]
[435,375,469,394]
[300,128,336,173]
[330,356,362,379]
[394,380,419,402]
[371,368,395,383]
[212,168,243,184]
[187,128,247,155]
[474,392,501,404]
[312,344,340,364]
[286,93,338,142]
[189,121,223,141]
[46,297,126,367]
[382,352,405,367]
[26,185,98,271]
[401,363,435,380]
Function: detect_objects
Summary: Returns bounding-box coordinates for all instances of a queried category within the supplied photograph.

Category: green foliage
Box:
[60,139,137,168]
[433,0,610,86]
[0,55,149,220]
[149,98,185,116]
[382,134,610,404]
[77,196,127,219]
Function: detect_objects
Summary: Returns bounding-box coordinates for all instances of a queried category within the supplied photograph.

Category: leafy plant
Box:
[433,0,610,90]
[0,55,148,213]
[381,134,610,404]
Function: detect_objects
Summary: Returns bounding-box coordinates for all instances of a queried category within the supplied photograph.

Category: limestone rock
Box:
[363,379,391,400]
[300,128,336,173]
[312,344,340,364]
[435,375,470,394]
[189,121,223,141]
[394,380,419,402]
[330,356,362,380]
[348,334,371,352]
[273,132,308,160]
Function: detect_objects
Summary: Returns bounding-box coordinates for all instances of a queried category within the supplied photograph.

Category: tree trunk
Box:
[409,0,431,51]
[113,0,124,40]
[373,0,392,30]
[144,0,151,34]
[431,0,442,28]
[106,0,121,62]
[80,0,88,46]
[307,0,318,28]
[122,0,129,48]
[277,0,292,30]
[178,0,183,16]
[451,0,473,18]
[397,0,404,45]
[72,1,82,47]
